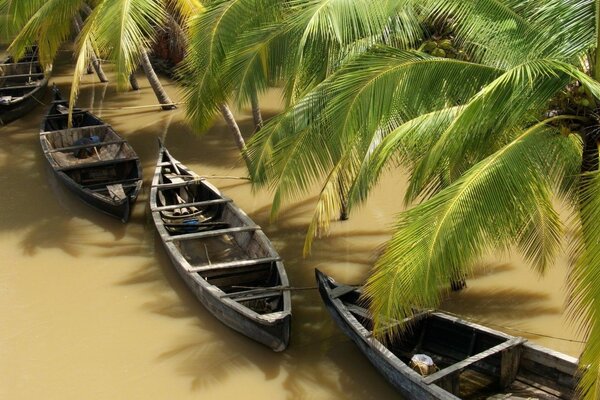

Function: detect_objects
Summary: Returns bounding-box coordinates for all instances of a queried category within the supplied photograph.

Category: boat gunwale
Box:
[149,145,292,327]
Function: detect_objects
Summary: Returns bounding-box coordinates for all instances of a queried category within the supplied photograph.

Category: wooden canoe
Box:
[0,47,50,125]
[150,143,291,351]
[40,87,142,222]
[316,269,580,399]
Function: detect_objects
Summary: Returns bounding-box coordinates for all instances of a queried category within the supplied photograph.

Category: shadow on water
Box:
[441,288,560,320]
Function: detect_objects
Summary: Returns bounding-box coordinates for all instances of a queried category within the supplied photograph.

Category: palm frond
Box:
[407,59,577,203]
[348,107,463,207]
[7,0,84,67]
[365,121,571,335]
[568,171,600,398]
[89,0,166,89]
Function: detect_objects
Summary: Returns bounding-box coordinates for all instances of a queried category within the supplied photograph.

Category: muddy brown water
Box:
[0,53,585,399]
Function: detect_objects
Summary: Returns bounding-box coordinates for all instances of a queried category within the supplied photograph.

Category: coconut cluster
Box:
[548,83,597,117]
[420,37,468,61]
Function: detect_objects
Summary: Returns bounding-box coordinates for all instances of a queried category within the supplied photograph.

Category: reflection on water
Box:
[0,52,585,399]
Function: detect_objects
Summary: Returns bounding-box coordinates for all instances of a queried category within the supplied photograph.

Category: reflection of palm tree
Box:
[186,1,600,396]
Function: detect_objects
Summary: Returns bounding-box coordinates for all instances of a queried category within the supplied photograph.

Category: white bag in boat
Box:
[409,354,438,376]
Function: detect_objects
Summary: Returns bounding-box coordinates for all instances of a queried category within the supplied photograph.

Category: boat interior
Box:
[156,160,286,315]
[0,55,44,95]
[333,286,577,400]
[41,124,139,196]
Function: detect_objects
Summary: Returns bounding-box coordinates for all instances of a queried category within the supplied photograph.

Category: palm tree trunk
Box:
[140,49,176,110]
[581,131,599,174]
[129,71,140,91]
[219,103,249,161]
[73,15,108,83]
[250,92,263,132]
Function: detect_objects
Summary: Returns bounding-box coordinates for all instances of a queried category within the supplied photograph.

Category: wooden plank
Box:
[221,285,286,299]
[330,285,357,299]
[345,303,372,319]
[152,198,232,211]
[56,157,138,171]
[41,124,108,135]
[84,177,141,189]
[424,337,527,385]
[153,180,205,189]
[0,61,39,67]
[0,83,40,90]
[158,161,181,167]
[499,344,523,388]
[47,139,125,153]
[87,183,139,193]
[0,72,44,79]
[165,225,259,242]
[189,256,281,273]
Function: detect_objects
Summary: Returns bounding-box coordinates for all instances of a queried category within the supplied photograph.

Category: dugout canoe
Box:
[0,47,50,125]
[40,87,142,222]
[150,142,291,351]
[316,269,580,399]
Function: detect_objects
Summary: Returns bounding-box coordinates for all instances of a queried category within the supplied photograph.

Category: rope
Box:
[442,310,587,344]
[95,102,186,111]
[230,285,318,291]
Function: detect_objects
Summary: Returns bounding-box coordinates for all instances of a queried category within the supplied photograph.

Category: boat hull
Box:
[40,88,142,223]
[315,270,579,400]
[163,243,291,351]
[56,170,141,222]
[150,145,291,351]
[0,78,49,125]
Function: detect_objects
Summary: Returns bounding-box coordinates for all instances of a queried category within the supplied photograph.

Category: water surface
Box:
[0,53,585,399]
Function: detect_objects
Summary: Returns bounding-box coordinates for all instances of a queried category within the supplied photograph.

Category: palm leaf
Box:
[365,120,575,334]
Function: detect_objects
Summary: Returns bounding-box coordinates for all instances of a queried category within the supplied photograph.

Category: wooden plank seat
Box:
[423,337,527,394]
[40,124,108,135]
[42,111,88,119]
[152,198,232,212]
[165,225,259,242]
[187,256,281,273]
[0,72,44,79]
[330,285,358,299]
[86,183,139,193]
[0,61,39,67]
[345,303,372,319]
[221,287,284,302]
[56,157,139,171]
[157,161,181,167]
[0,83,41,91]
[83,177,142,189]
[46,139,126,153]
[153,180,205,189]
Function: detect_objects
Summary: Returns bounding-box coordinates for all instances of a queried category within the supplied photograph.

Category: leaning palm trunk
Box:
[219,103,249,164]
[129,71,140,91]
[250,92,263,132]
[72,15,108,83]
[140,49,176,110]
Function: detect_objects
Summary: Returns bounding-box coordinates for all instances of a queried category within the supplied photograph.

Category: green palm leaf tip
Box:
[569,172,600,398]
[180,0,277,131]
[406,60,577,203]
[6,0,84,67]
[365,123,573,336]
[245,48,502,207]
[90,0,166,90]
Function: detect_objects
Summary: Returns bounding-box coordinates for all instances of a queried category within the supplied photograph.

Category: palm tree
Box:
[226,1,600,397]
[180,0,405,152]
[0,0,200,111]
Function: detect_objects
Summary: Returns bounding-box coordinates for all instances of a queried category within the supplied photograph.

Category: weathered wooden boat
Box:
[316,269,580,400]
[0,47,50,125]
[150,143,291,351]
[40,87,142,222]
